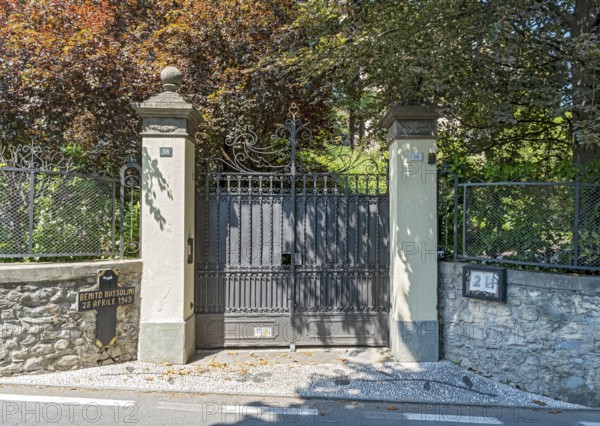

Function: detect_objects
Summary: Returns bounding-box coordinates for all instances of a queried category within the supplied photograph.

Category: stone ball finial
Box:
[161,66,182,92]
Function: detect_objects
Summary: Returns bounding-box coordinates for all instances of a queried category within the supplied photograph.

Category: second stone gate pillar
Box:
[382,105,439,362]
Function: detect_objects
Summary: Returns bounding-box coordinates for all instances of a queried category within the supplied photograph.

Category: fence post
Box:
[381,105,439,362]
[119,161,142,258]
[27,170,35,254]
[133,67,202,364]
[573,179,580,267]
[453,172,459,261]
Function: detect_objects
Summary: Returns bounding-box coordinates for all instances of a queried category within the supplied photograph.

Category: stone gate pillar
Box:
[134,67,202,363]
[382,105,439,362]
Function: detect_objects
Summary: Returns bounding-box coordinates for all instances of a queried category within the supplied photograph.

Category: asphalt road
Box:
[0,384,597,426]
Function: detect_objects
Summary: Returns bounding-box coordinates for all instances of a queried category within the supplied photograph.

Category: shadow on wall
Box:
[142,146,172,231]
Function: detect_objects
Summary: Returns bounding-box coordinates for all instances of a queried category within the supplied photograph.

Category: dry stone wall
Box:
[0,260,141,375]
[440,261,600,407]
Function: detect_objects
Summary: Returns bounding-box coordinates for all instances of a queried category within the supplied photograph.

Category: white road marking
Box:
[403,414,503,424]
[580,423,600,426]
[157,402,317,416]
[0,394,135,407]
[364,412,503,424]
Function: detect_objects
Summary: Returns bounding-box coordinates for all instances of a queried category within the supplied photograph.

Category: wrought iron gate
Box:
[195,106,389,347]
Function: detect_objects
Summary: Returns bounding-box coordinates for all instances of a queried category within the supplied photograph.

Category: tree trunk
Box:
[573,142,600,166]
[568,1,600,165]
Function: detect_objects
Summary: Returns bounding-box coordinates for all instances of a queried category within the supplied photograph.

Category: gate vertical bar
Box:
[289,114,298,351]
[120,170,125,259]
[111,178,117,256]
[27,170,35,254]
[249,176,253,269]
[453,173,459,261]
[462,184,467,256]
[216,173,221,311]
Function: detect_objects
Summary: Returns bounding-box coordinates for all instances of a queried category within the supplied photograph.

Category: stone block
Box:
[54,339,70,351]
[32,344,54,357]
[23,357,44,372]
[55,355,79,370]
[31,288,54,304]
[21,335,38,346]
[540,303,564,321]
[559,339,581,350]
[11,349,30,361]
[519,308,539,322]
[3,340,18,350]
[50,289,66,303]
[1,309,17,321]
[0,363,24,375]
[564,375,585,389]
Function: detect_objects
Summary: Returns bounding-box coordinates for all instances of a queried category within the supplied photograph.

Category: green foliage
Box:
[31,174,115,256]
[289,0,600,167]
[0,169,116,262]
[464,185,575,264]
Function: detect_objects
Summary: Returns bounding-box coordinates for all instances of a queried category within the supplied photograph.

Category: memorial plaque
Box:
[78,269,136,347]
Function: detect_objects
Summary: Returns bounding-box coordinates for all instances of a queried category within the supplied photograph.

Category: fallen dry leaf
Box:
[337,357,348,363]
[300,351,312,356]
[259,359,268,366]
[227,351,237,355]
[160,362,173,367]
[532,400,547,406]
[387,406,398,411]
[144,377,154,381]
[208,362,228,368]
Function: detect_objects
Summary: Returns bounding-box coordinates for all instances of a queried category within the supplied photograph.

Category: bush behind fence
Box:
[0,145,140,261]
[439,173,600,272]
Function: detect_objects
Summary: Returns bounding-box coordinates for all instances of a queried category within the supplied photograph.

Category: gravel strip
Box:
[0,358,585,409]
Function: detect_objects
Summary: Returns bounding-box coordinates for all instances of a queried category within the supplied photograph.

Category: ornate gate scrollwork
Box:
[203,103,385,175]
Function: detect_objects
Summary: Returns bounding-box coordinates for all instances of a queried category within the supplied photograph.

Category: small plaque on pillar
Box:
[409,152,424,161]
[160,147,173,157]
